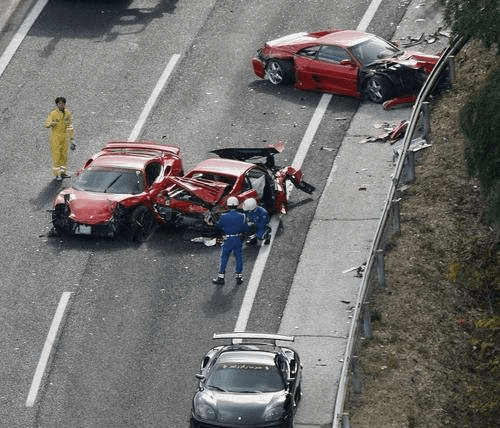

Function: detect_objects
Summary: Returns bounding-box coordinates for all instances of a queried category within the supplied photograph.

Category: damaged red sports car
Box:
[251,29,441,103]
[153,142,315,232]
[51,141,184,241]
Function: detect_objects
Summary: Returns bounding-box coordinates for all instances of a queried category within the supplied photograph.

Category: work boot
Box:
[264,236,270,245]
[212,273,225,285]
[246,236,257,246]
[236,273,243,285]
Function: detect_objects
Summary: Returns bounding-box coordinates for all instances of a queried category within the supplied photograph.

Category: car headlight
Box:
[193,394,217,421]
[263,397,286,422]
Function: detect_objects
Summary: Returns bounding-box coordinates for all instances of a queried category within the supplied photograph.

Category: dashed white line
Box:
[26,292,72,408]
[128,54,181,141]
[0,0,49,78]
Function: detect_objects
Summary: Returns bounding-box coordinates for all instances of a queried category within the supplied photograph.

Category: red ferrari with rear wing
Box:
[51,141,184,242]
[153,142,315,231]
[252,29,442,103]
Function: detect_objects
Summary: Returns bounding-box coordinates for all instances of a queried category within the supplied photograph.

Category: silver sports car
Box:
[190,333,302,428]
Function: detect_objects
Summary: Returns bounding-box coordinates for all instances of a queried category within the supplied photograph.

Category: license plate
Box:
[75,225,92,235]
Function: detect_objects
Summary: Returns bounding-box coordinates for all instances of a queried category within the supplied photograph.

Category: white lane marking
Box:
[0,0,49,78]
[24,54,181,405]
[234,0,384,332]
[357,0,384,32]
[128,54,181,141]
[26,292,72,407]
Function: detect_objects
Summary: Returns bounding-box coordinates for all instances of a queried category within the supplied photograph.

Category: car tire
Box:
[366,74,393,103]
[128,205,155,242]
[265,59,294,85]
[52,203,72,235]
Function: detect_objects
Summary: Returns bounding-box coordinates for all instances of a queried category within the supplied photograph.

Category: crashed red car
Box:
[51,141,184,241]
[153,142,314,231]
[251,29,441,103]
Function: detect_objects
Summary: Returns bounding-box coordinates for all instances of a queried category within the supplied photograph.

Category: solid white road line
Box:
[0,0,49,78]
[234,94,332,333]
[234,0,384,333]
[128,54,181,142]
[26,292,72,407]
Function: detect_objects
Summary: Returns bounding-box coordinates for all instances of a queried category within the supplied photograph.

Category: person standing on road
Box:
[212,196,249,286]
[44,97,75,181]
[243,197,271,245]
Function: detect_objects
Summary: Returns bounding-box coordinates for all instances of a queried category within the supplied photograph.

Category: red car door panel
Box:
[294,45,361,97]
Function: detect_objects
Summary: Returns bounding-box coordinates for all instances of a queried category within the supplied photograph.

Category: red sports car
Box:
[251,29,441,103]
[51,141,184,241]
[153,142,314,231]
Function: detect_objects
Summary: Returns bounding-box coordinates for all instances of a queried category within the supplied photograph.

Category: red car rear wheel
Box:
[265,59,294,85]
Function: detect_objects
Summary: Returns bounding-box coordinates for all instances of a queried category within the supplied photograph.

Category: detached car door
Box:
[295,44,360,97]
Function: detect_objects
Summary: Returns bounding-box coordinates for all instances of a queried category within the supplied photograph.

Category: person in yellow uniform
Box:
[44,97,75,181]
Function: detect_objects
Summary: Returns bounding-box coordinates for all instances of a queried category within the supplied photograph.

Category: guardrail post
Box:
[404,150,416,183]
[363,303,373,339]
[376,249,385,288]
[390,198,401,236]
[421,101,431,143]
[447,55,455,84]
[342,414,351,428]
[351,356,362,394]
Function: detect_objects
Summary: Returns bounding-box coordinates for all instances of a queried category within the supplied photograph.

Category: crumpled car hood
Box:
[168,177,228,205]
[59,189,129,225]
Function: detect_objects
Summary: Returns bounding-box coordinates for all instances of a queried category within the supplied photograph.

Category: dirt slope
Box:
[346,41,500,428]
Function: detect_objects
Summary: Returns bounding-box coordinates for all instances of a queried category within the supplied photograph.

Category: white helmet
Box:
[243,198,257,212]
[226,196,239,207]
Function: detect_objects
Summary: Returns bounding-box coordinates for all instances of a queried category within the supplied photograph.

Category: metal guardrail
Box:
[331,36,467,428]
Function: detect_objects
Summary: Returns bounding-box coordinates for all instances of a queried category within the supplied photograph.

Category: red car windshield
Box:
[73,168,145,195]
[349,37,400,66]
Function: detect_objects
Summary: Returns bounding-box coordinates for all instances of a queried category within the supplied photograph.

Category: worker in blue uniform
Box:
[243,198,271,245]
[212,196,249,286]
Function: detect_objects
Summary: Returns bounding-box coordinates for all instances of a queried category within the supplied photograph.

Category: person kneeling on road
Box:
[212,196,249,286]
[243,197,271,246]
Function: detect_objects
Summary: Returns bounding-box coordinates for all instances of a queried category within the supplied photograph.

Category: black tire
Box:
[52,203,72,235]
[265,59,294,85]
[365,74,393,103]
[128,205,155,242]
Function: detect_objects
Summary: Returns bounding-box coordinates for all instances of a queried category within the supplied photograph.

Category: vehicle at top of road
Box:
[153,141,315,232]
[251,29,441,103]
[50,141,184,242]
[190,333,302,428]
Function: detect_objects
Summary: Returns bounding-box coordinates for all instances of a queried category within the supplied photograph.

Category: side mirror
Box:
[195,373,204,380]
[340,59,355,67]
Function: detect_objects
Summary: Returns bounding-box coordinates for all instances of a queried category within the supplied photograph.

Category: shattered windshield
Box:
[349,37,400,66]
[73,168,144,194]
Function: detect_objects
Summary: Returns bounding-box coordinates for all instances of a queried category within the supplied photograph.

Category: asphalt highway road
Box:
[0,0,412,426]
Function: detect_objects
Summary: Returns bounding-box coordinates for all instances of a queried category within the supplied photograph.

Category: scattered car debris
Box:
[399,28,450,48]
[359,120,409,144]
[342,263,366,276]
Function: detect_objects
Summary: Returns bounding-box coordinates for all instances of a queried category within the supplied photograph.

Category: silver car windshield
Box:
[206,362,285,393]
